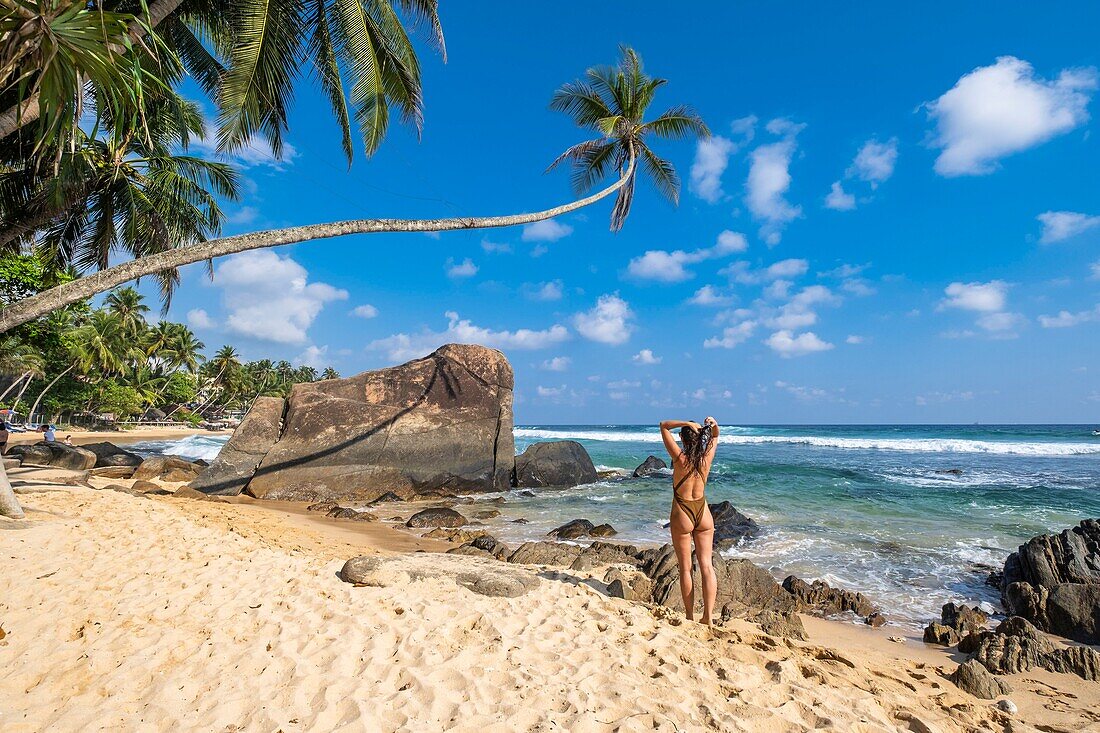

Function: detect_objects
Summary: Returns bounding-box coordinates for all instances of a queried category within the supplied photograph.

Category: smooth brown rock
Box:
[325,506,378,521]
[548,518,595,539]
[7,442,96,470]
[405,507,467,529]
[508,541,583,567]
[133,456,203,483]
[246,344,514,501]
[632,455,667,477]
[190,396,284,496]
[950,659,1012,699]
[88,465,136,479]
[82,442,142,468]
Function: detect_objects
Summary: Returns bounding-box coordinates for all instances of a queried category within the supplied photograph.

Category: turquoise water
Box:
[132,424,1100,627]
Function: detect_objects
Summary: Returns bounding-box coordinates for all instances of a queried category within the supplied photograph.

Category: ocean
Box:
[129,424,1100,628]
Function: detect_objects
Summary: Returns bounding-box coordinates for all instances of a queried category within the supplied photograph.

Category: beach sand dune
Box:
[2,477,1096,732]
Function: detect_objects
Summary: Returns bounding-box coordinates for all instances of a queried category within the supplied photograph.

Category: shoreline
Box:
[3,468,1097,731]
[4,427,231,449]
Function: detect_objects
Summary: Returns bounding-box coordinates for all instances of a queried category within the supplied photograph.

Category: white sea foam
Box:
[129,434,229,461]
[514,428,1100,457]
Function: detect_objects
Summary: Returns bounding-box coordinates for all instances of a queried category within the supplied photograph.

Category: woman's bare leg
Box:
[671,526,695,620]
[693,527,717,625]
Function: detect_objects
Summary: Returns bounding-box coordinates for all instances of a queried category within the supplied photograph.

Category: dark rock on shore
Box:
[970,616,1100,681]
[83,442,143,468]
[244,344,515,501]
[507,541,582,566]
[406,507,467,528]
[782,576,876,618]
[190,396,284,496]
[924,602,989,647]
[632,455,666,477]
[590,523,617,537]
[326,506,378,521]
[1001,519,1100,644]
[133,456,203,483]
[512,441,597,488]
[8,442,96,471]
[709,501,760,549]
[88,465,136,479]
[546,518,618,540]
[951,659,1012,699]
[307,501,339,512]
[367,491,403,505]
[935,468,964,476]
[473,509,500,519]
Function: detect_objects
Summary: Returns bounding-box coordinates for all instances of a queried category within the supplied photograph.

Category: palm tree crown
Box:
[549,47,710,231]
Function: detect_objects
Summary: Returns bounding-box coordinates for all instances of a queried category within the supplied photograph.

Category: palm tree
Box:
[548,46,709,231]
[0,336,46,404]
[0,46,717,333]
[104,287,150,338]
[71,311,133,377]
[321,367,339,380]
[125,365,167,406]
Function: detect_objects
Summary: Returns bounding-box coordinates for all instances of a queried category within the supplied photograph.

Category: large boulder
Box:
[709,501,760,549]
[405,507,467,528]
[189,396,284,496]
[244,344,514,501]
[132,455,203,483]
[512,440,597,489]
[970,616,1100,681]
[7,441,96,470]
[782,576,876,618]
[82,442,143,468]
[632,455,666,477]
[950,659,1012,699]
[1001,519,1100,644]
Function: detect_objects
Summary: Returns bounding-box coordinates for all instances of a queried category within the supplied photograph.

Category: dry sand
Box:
[2,468,1097,732]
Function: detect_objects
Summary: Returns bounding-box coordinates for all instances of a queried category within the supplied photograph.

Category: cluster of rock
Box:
[923,519,1100,687]
[7,440,204,483]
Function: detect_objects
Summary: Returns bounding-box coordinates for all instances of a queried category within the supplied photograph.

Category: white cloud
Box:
[536,385,566,398]
[849,138,898,186]
[745,123,803,244]
[192,117,298,170]
[1037,211,1100,244]
[480,238,513,254]
[226,205,260,226]
[824,181,856,211]
[941,281,1008,312]
[574,294,634,345]
[1092,261,1100,280]
[445,258,478,278]
[214,251,348,344]
[541,356,571,371]
[688,285,735,307]
[366,312,569,362]
[724,258,809,285]
[186,308,214,329]
[351,304,378,319]
[846,335,865,344]
[926,56,1097,176]
[690,136,736,203]
[632,349,661,365]
[841,278,876,296]
[774,380,832,402]
[526,280,563,301]
[1038,306,1100,328]
[820,263,869,279]
[627,230,748,282]
[763,279,792,300]
[766,330,834,357]
[976,311,1026,333]
[522,219,573,242]
[703,319,757,349]
[295,345,329,369]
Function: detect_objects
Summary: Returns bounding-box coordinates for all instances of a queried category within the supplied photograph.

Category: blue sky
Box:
[146,2,1100,423]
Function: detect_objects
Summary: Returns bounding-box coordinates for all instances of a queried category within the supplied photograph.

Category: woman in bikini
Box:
[660,416,719,624]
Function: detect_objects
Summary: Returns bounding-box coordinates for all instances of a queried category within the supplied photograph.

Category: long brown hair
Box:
[679,424,711,477]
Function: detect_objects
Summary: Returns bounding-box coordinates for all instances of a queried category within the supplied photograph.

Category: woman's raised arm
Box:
[660,419,699,461]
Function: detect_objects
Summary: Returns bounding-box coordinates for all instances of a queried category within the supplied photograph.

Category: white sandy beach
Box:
[2,467,1097,732]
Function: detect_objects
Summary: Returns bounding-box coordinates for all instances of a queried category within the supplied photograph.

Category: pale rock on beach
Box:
[3,470,1099,732]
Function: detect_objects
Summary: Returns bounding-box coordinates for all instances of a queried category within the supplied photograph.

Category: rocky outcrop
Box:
[547,518,618,540]
[970,616,1100,681]
[244,344,514,502]
[1001,519,1100,644]
[632,455,666,477]
[782,576,876,618]
[326,506,378,521]
[82,442,143,468]
[512,441,597,488]
[406,507,467,529]
[710,501,760,549]
[951,659,1012,699]
[923,603,989,647]
[189,396,284,496]
[7,442,96,470]
[132,456,203,483]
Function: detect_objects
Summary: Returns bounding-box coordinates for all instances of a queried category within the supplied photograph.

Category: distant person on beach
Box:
[660,416,720,625]
[42,424,56,442]
[63,435,73,446]
[0,422,8,455]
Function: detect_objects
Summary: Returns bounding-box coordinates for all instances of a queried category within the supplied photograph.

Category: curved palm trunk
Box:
[0,472,24,519]
[0,155,635,334]
[0,372,30,404]
[26,364,75,424]
[0,0,185,141]
[11,377,33,413]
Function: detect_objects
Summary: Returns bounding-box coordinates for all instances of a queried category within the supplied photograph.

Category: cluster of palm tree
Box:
[0,284,336,423]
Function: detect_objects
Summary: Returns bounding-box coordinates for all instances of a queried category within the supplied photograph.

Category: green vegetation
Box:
[0,254,335,425]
